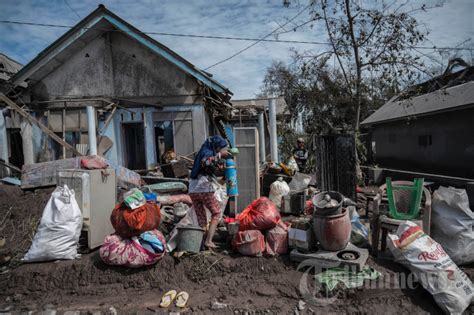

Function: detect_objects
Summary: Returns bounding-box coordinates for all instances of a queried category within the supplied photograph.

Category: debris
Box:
[314,266,381,291]
[143,181,188,194]
[211,301,227,310]
[297,300,306,311]
[106,306,117,315]
[21,156,141,189]
[288,217,316,252]
[348,206,369,247]
[161,159,189,179]
[0,177,21,186]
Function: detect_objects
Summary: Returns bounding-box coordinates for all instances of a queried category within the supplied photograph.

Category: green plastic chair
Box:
[386,177,424,220]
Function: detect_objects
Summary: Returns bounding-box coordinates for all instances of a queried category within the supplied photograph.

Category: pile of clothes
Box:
[100,188,166,268]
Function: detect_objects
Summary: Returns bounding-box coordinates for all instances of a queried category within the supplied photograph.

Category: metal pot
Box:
[312,191,343,215]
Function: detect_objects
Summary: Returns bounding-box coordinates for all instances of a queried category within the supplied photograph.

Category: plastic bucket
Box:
[176,226,204,253]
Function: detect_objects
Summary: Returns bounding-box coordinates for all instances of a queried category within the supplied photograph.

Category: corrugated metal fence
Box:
[315,134,356,200]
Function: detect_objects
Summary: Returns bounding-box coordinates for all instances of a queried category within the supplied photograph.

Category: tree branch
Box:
[321,0,353,97]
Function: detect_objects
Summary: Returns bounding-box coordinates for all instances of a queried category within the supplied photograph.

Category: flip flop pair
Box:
[159,290,189,308]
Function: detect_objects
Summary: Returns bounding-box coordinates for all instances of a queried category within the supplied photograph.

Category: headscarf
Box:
[190,136,228,179]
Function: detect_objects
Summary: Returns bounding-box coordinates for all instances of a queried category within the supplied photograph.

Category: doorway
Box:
[7,128,24,168]
[122,122,146,170]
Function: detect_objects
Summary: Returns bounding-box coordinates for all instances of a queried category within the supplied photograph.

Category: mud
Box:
[0,185,472,314]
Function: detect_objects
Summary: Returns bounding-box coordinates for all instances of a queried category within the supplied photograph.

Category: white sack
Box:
[432,186,474,265]
[388,221,473,314]
[269,178,290,209]
[23,185,83,262]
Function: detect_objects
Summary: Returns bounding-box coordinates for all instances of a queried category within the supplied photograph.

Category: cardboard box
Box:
[288,218,316,252]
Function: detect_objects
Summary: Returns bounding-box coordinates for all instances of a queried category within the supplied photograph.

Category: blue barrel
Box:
[225,158,239,196]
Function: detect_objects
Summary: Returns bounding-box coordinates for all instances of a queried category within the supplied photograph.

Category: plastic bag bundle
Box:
[111,202,161,238]
[23,185,83,262]
[232,230,265,256]
[265,221,289,256]
[388,221,474,314]
[100,229,166,268]
[432,186,474,265]
[269,178,290,209]
[237,197,281,231]
[348,206,369,247]
[123,188,146,209]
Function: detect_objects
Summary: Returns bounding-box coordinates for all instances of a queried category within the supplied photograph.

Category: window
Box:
[153,111,194,162]
[155,121,174,163]
[418,135,432,147]
[52,131,80,159]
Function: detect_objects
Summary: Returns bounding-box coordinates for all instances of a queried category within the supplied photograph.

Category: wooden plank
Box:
[0,93,83,156]
[0,159,21,173]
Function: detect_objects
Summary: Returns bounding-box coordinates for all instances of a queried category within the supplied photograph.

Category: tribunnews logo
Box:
[297,258,462,306]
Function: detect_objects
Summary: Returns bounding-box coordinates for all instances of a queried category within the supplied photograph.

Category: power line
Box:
[0,19,472,53]
[0,19,329,45]
[64,0,81,20]
[204,4,312,70]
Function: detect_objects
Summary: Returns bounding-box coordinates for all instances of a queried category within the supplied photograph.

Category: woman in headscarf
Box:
[189,136,229,249]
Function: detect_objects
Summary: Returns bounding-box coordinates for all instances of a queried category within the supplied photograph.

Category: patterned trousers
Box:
[190,192,221,227]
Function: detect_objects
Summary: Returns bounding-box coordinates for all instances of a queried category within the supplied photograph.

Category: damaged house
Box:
[0,5,233,178]
[361,64,474,181]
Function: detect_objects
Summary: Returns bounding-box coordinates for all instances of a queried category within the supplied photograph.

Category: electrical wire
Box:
[203,4,312,70]
[0,19,472,53]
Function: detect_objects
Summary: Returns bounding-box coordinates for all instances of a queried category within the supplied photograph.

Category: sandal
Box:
[159,290,177,308]
[175,291,189,308]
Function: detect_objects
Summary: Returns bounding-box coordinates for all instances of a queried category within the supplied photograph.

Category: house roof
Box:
[361,79,474,126]
[9,5,231,95]
[231,97,289,115]
[0,53,23,81]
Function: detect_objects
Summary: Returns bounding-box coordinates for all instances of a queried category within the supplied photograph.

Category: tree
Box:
[285,0,438,131]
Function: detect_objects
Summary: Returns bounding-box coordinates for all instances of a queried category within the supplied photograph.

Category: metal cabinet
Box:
[57,169,116,249]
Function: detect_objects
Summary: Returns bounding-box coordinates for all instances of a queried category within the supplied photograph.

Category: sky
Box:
[0,0,472,99]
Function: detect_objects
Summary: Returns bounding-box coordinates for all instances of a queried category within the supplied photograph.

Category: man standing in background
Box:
[292,137,308,173]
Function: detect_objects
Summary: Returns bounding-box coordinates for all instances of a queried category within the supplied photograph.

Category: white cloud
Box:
[0,0,472,98]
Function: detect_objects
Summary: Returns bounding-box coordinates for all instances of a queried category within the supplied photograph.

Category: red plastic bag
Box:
[80,156,109,169]
[237,197,281,231]
[265,221,289,256]
[304,200,314,216]
[232,230,265,256]
[111,202,161,238]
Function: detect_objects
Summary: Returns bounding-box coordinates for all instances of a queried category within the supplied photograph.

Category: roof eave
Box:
[9,5,231,95]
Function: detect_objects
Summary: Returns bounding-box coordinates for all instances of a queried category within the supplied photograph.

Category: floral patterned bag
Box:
[100,229,166,268]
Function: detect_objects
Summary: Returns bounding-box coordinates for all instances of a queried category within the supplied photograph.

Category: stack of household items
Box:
[100,188,166,268]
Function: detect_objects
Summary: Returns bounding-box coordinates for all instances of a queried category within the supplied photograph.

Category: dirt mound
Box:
[0,185,472,314]
[0,185,54,266]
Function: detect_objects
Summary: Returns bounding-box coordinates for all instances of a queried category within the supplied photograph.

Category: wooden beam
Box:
[0,159,21,173]
[0,93,84,156]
